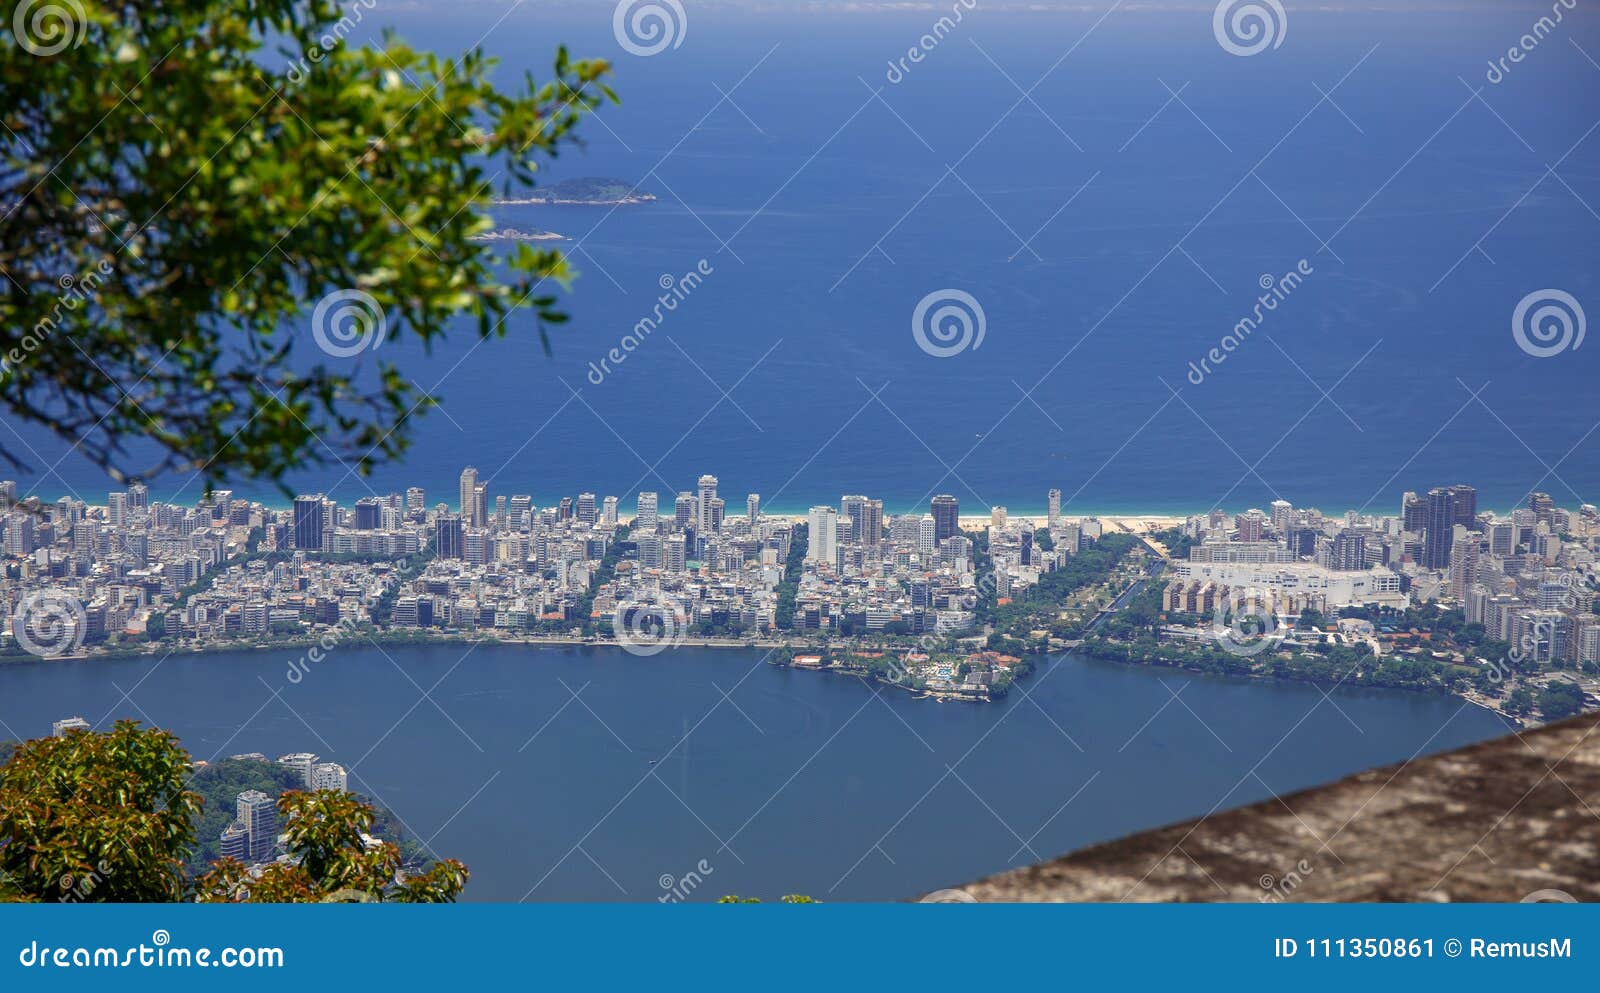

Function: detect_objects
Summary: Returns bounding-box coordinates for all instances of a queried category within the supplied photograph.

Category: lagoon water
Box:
[0,644,1510,901]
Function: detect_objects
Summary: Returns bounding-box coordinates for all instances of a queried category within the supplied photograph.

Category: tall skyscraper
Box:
[405,486,426,512]
[354,496,382,530]
[237,790,278,864]
[1422,487,1456,570]
[1530,492,1555,528]
[576,492,597,525]
[1047,488,1061,528]
[458,467,478,525]
[434,513,464,559]
[931,495,959,544]
[674,492,695,530]
[863,498,883,547]
[807,506,838,568]
[292,494,325,551]
[1330,530,1366,571]
[746,493,761,520]
[841,495,869,543]
[602,496,619,525]
[697,475,719,534]
[473,483,489,528]
[637,492,659,528]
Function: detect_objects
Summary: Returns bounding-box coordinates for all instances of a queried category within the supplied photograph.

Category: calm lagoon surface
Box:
[0,643,1511,901]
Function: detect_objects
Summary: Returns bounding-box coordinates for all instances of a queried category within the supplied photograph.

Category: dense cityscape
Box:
[2,472,1596,719]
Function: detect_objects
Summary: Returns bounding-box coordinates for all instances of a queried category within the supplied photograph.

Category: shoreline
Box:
[9,633,1526,728]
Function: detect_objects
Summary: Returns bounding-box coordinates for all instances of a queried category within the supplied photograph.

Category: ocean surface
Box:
[0,643,1511,901]
[7,2,1599,518]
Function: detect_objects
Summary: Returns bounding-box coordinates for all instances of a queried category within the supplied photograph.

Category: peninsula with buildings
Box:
[1,476,1595,720]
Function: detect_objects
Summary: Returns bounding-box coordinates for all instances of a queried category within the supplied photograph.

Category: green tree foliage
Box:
[1536,682,1585,721]
[0,723,466,902]
[0,0,612,488]
[0,721,200,902]
[774,527,808,631]
[196,789,467,903]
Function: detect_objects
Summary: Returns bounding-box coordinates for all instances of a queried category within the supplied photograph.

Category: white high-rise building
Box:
[697,475,719,534]
[747,493,761,521]
[918,514,936,555]
[807,506,838,568]
[602,496,619,525]
[311,762,348,791]
[636,492,658,528]
[1047,488,1061,528]
[459,467,478,525]
[277,752,318,788]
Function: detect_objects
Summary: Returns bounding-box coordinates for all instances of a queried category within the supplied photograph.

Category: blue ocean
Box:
[12,1,1599,517]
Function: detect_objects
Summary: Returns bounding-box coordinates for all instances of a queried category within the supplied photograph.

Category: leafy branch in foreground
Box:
[1,0,614,490]
[197,789,467,903]
[0,721,467,903]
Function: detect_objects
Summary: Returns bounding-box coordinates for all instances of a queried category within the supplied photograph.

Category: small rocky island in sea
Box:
[468,226,566,243]
[491,177,657,206]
